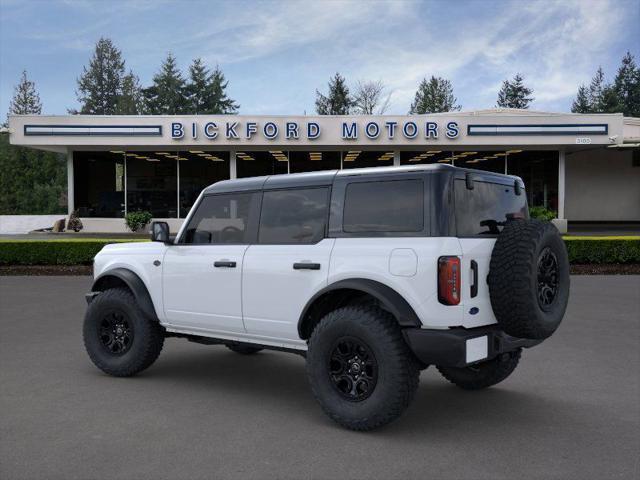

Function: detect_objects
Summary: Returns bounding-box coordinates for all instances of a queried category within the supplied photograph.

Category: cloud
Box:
[1,0,637,115]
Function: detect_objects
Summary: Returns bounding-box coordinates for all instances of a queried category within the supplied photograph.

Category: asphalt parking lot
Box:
[1,275,638,480]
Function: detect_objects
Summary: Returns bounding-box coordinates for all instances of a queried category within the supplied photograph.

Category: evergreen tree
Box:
[496,73,534,109]
[0,135,67,215]
[8,70,42,116]
[116,71,144,115]
[600,84,623,113]
[1,71,66,214]
[587,67,607,112]
[75,37,126,114]
[185,59,239,114]
[315,73,353,115]
[409,76,460,114]
[143,53,188,114]
[186,58,209,114]
[613,51,640,117]
[207,65,239,114]
[571,85,591,113]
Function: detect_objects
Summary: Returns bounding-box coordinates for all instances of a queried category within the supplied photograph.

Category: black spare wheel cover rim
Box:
[99,309,134,355]
[328,336,378,402]
[537,246,559,310]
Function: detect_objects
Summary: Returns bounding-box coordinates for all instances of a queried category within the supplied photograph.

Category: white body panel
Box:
[93,234,499,350]
[328,237,471,329]
[458,238,500,328]
[162,245,248,334]
[93,242,168,321]
[241,239,335,341]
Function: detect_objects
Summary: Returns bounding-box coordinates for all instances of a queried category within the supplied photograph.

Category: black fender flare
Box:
[298,278,422,338]
[91,268,158,321]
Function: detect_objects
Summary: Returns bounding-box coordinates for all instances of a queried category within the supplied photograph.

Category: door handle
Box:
[293,262,321,270]
[470,260,478,298]
[214,260,236,268]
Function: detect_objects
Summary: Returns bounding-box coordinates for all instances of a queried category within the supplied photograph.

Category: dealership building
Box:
[7,109,640,233]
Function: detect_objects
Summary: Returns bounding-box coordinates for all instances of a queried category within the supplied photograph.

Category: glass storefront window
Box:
[507,151,558,210]
[126,152,177,218]
[73,151,125,218]
[236,151,289,178]
[342,150,394,169]
[289,151,341,173]
[178,150,230,217]
[72,147,559,218]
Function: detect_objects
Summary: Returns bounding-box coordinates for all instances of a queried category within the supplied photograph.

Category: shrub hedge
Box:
[0,239,148,266]
[563,236,640,264]
[0,237,638,266]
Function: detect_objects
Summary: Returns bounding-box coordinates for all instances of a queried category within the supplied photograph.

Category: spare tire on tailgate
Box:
[488,219,569,340]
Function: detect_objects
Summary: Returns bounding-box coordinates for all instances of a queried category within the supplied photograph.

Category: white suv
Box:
[84,164,570,430]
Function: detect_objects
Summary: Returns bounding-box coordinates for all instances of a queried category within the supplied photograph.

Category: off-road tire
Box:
[437,349,521,390]
[83,287,164,377]
[226,343,263,355]
[488,219,570,340]
[306,305,420,431]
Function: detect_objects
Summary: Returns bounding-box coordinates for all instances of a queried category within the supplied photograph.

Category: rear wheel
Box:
[437,349,521,390]
[306,305,419,431]
[226,343,263,355]
[83,288,164,377]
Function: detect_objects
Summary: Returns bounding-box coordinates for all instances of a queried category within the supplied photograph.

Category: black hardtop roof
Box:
[202,163,522,194]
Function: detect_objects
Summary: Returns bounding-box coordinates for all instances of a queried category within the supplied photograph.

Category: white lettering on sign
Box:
[576,137,592,144]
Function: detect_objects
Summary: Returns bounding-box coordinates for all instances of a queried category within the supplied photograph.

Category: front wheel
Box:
[437,349,521,390]
[306,306,420,431]
[83,288,164,377]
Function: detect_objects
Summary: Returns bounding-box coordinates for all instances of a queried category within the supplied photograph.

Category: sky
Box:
[0,0,638,117]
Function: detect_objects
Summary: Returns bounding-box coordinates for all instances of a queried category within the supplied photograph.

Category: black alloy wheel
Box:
[537,247,559,309]
[99,310,134,355]
[328,337,378,402]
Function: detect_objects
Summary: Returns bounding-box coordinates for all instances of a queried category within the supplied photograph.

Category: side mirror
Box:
[150,221,170,243]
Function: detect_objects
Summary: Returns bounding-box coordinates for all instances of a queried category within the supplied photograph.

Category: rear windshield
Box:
[455,179,528,236]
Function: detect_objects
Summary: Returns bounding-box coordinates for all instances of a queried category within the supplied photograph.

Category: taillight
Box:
[438,256,461,305]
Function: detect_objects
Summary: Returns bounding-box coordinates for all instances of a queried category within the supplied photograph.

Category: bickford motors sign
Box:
[13,114,616,148]
[171,119,461,141]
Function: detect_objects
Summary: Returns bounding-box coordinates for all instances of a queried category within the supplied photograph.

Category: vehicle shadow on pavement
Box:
[106,344,582,436]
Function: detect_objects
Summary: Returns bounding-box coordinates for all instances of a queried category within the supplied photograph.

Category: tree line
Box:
[71,37,239,115]
[570,52,640,116]
[314,53,638,116]
[4,36,639,119]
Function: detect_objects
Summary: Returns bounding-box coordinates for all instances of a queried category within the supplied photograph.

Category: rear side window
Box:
[182,193,254,244]
[343,180,424,233]
[259,188,329,244]
[455,180,528,236]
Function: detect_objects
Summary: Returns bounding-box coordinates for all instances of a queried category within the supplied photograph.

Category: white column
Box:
[393,150,400,166]
[66,149,74,216]
[230,150,237,179]
[558,149,566,220]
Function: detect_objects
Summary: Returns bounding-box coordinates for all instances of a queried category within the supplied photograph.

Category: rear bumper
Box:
[403,325,542,368]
